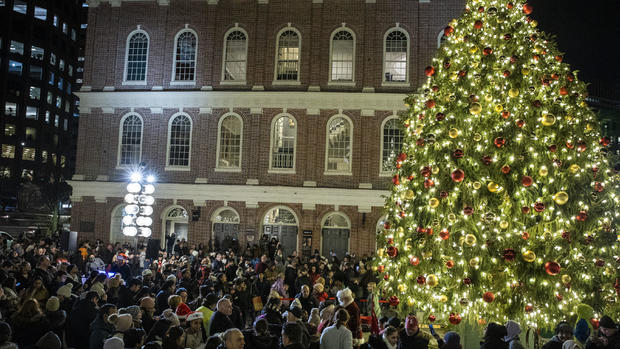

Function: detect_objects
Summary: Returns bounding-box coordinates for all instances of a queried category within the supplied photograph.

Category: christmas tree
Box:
[376,0,620,328]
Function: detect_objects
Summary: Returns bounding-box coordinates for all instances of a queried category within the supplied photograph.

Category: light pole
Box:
[122,166,156,238]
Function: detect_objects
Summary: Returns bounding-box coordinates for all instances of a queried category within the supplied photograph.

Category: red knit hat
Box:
[176,303,192,320]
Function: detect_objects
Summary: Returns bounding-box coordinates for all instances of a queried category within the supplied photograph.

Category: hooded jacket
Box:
[89,316,116,349]
[504,321,526,349]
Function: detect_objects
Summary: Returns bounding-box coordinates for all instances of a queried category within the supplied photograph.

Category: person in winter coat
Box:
[397,314,433,349]
[504,321,525,349]
[242,318,276,349]
[586,315,620,349]
[155,280,176,315]
[55,283,76,314]
[89,304,118,349]
[109,313,134,339]
[0,321,18,349]
[320,308,353,349]
[20,276,49,304]
[184,312,205,349]
[118,278,143,308]
[253,273,271,305]
[282,323,305,349]
[563,341,583,349]
[145,319,173,345]
[9,299,51,348]
[196,293,218,335]
[543,322,574,349]
[162,326,185,349]
[296,285,318,315]
[45,297,67,343]
[434,331,461,349]
[67,291,99,349]
[209,298,234,336]
[123,328,146,349]
[365,326,399,349]
[480,323,509,349]
[337,288,362,348]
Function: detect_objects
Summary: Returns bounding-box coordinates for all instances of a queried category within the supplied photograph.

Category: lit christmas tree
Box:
[376,0,620,328]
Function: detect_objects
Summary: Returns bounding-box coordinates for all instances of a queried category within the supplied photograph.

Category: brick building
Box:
[70,0,464,258]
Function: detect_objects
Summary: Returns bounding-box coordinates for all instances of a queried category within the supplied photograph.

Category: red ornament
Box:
[446,260,455,268]
[417,275,426,285]
[549,144,557,152]
[542,78,550,86]
[440,230,450,240]
[383,222,391,230]
[532,100,542,108]
[521,232,530,240]
[504,33,512,41]
[392,175,400,185]
[425,66,436,77]
[556,293,563,301]
[567,73,575,82]
[566,141,574,149]
[545,261,561,275]
[409,256,420,266]
[387,237,394,245]
[592,166,599,174]
[425,99,436,109]
[483,47,493,56]
[523,3,533,14]
[521,206,531,214]
[503,249,517,262]
[494,137,505,148]
[416,138,426,147]
[561,231,571,241]
[463,277,472,285]
[576,211,588,222]
[397,153,407,162]
[436,112,445,121]
[501,165,511,174]
[595,182,604,192]
[440,191,448,199]
[426,228,434,236]
[453,149,464,159]
[555,55,563,62]
[522,176,533,187]
[432,86,439,92]
[600,137,611,146]
[503,70,511,78]
[501,111,510,119]
[516,119,525,128]
[525,305,534,313]
[421,167,432,177]
[595,259,605,267]
[482,155,493,165]
[458,70,467,77]
[451,169,465,182]
[534,202,545,212]
[416,226,425,234]
[592,318,600,329]
[577,141,587,152]
[424,179,435,188]
[478,6,484,12]
[510,56,518,63]
[377,265,385,273]
[399,211,406,218]
[444,26,454,36]
[407,175,414,181]
[463,206,473,215]
[449,313,462,325]
[559,87,569,95]
[474,20,483,29]
[507,2,514,9]
[483,292,495,303]
[384,273,390,281]
[551,73,559,80]
[428,315,436,322]
[389,295,400,307]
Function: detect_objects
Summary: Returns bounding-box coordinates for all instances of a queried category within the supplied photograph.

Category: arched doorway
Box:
[262,206,298,257]
[211,207,240,252]
[162,206,189,248]
[321,212,350,260]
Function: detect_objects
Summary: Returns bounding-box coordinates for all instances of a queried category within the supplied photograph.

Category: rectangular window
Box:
[34,6,47,20]
[41,150,48,163]
[4,124,16,136]
[22,147,36,161]
[25,127,37,141]
[10,41,24,55]
[52,153,57,164]
[47,92,53,105]
[13,0,26,14]
[54,115,59,127]
[53,135,58,147]
[0,168,10,179]
[68,65,73,76]
[8,60,23,75]
[45,111,50,123]
[26,106,38,120]
[30,65,43,79]
[66,82,71,93]
[77,66,84,73]
[0,1,5,6]
[62,22,68,34]
[60,155,66,168]
[80,23,87,29]
[2,145,15,159]
[21,169,33,179]
[53,15,58,27]
[64,101,70,112]
[59,59,65,71]
[58,77,63,90]
[50,53,56,66]
[56,97,61,108]
[29,86,41,100]
[49,72,55,85]
[63,119,68,131]
[5,103,18,117]
[31,45,44,60]
[71,29,76,41]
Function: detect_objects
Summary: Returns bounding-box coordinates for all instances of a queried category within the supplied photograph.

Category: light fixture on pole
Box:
[122,167,155,238]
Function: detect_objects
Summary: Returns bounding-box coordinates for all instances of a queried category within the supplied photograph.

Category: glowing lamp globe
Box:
[124,194,137,204]
[124,205,139,215]
[140,206,154,216]
[122,226,138,236]
[143,184,155,195]
[127,182,141,193]
[139,227,152,237]
[122,215,135,226]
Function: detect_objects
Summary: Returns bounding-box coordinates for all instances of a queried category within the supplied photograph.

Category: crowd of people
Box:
[0,232,619,349]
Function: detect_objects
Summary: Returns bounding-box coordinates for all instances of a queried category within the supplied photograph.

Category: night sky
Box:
[528,0,620,91]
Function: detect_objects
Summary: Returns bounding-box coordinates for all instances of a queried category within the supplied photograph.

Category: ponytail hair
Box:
[334,309,350,329]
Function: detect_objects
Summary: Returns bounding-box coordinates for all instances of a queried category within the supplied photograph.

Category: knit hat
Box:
[35,331,61,349]
[140,297,155,309]
[562,340,582,349]
[187,312,203,323]
[574,319,590,343]
[46,296,60,312]
[486,322,508,339]
[162,309,180,327]
[443,331,461,349]
[103,336,124,349]
[56,283,73,298]
[600,315,617,329]
[141,269,153,277]
[90,282,106,298]
[176,303,192,320]
[109,313,133,332]
[120,305,141,321]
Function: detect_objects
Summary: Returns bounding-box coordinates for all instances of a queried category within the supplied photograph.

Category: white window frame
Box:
[160,205,189,247]
[211,206,241,242]
[328,26,356,86]
[324,114,353,176]
[116,112,144,169]
[123,27,149,85]
[165,112,193,171]
[268,113,297,174]
[221,26,249,85]
[110,204,138,245]
[171,27,198,85]
[272,26,302,86]
[382,27,410,87]
[215,113,244,172]
[319,211,351,256]
[379,115,403,176]
[437,29,447,49]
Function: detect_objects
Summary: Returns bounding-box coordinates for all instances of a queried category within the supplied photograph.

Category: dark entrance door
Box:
[322,228,349,260]
[264,225,298,257]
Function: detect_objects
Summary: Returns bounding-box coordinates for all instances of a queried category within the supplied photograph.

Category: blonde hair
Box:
[168,295,182,310]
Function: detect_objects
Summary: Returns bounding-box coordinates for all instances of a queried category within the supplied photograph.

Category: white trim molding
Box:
[165,112,193,170]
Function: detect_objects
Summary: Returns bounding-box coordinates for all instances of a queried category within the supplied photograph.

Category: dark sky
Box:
[528,0,620,88]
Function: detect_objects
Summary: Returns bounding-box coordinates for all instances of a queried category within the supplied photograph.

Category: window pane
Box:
[382,118,404,172]
[174,31,196,81]
[5,103,18,116]
[26,106,38,120]
[34,6,47,20]
[8,60,23,75]
[45,111,50,123]
[62,22,68,34]
[26,127,37,141]
[49,72,55,85]
[331,31,354,81]
[59,59,65,71]
[31,46,44,60]
[29,86,41,100]
[54,115,59,127]
[224,31,247,81]
[71,29,77,41]
[22,147,36,161]
[0,168,11,179]
[271,116,296,169]
[68,65,73,76]
[326,117,351,172]
[56,96,61,108]
[63,119,68,131]
[126,32,148,81]
[41,150,48,163]
[218,115,242,168]
[276,30,299,81]
[2,145,15,159]
[384,30,407,82]
[4,124,16,136]
[168,115,191,166]
[53,15,58,27]
[58,77,63,90]
[30,65,43,79]
[120,115,142,166]
[10,41,24,55]
[13,0,26,14]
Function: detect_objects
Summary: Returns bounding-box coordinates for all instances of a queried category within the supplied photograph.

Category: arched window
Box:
[125,31,149,82]
[270,115,297,170]
[211,208,241,251]
[330,29,355,82]
[383,29,408,83]
[223,29,247,82]
[118,113,143,167]
[263,206,299,256]
[380,116,404,173]
[167,114,192,167]
[110,205,136,246]
[217,114,243,169]
[321,212,350,259]
[437,29,447,48]
[325,115,352,174]
[162,206,189,244]
[173,30,197,81]
[275,29,300,82]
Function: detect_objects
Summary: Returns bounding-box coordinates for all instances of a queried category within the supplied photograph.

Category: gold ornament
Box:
[522,250,536,262]
[566,114,574,121]
[469,258,479,268]
[416,125,424,134]
[541,114,556,126]
[427,274,439,287]
[422,250,433,259]
[429,198,440,208]
[539,167,548,177]
[408,298,415,306]
[470,103,482,115]
[449,128,459,138]
[484,94,493,102]
[487,182,500,193]
[521,68,530,75]
[542,231,553,240]
[499,221,509,229]
[397,227,405,234]
[448,213,457,222]
[530,19,538,27]
[561,274,571,284]
[604,267,614,276]
[495,104,504,112]
[469,46,478,54]
[405,190,415,200]
[473,133,482,141]
[585,123,594,132]
[404,238,412,251]
[464,234,477,246]
[553,191,569,205]
[439,295,448,302]
[377,249,384,257]
[508,88,519,98]
[432,166,440,174]
[569,164,580,174]
[398,284,407,292]
[473,181,482,190]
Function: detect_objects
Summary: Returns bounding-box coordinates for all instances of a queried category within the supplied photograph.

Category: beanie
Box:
[443,331,461,349]
[574,319,590,343]
[35,331,61,349]
[56,283,73,298]
[109,313,133,332]
[140,297,155,309]
[600,315,617,329]
[176,303,192,320]
[120,305,141,320]
[103,336,124,349]
[186,312,203,323]
[141,269,153,277]
[162,309,180,327]
[46,297,60,312]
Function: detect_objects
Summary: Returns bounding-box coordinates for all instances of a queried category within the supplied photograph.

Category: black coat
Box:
[209,311,234,336]
[68,299,98,349]
[480,339,509,349]
[10,313,51,348]
[117,285,139,307]
[155,289,171,314]
[541,337,563,349]
[242,330,278,349]
[586,331,620,349]
[364,334,389,349]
